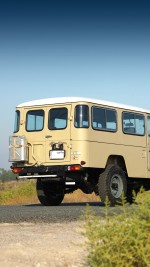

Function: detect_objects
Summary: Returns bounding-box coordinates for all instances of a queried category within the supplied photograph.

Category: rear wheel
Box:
[36,180,64,206]
[98,164,127,206]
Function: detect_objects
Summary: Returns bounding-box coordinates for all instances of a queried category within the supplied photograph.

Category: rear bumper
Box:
[17,165,85,188]
[17,165,84,180]
[18,165,66,178]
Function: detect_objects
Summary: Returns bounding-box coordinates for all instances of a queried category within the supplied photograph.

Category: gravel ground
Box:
[0,203,104,223]
[0,221,88,267]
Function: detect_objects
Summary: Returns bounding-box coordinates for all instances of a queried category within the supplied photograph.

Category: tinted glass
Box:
[123,112,145,135]
[106,109,117,130]
[92,107,117,131]
[74,105,89,128]
[14,110,20,133]
[48,108,68,130]
[135,114,145,135]
[26,110,44,131]
[148,116,150,137]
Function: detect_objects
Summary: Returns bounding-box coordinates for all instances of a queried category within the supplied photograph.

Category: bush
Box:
[0,180,36,205]
[84,190,150,267]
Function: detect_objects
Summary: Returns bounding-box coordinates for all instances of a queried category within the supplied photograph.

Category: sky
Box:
[0,0,150,170]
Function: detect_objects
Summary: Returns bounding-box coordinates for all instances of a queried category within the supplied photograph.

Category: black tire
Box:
[36,180,64,206]
[98,164,127,206]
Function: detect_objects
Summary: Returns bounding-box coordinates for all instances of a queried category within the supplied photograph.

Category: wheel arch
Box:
[105,155,128,176]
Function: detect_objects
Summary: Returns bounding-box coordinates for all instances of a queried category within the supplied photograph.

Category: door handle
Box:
[45,135,52,138]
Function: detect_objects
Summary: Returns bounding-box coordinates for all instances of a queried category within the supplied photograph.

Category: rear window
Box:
[14,110,20,133]
[26,110,44,131]
[148,116,150,137]
[48,108,68,130]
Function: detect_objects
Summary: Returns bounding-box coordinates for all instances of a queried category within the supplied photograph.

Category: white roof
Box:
[17,97,150,114]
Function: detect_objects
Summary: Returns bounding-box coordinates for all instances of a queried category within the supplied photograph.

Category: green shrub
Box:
[84,191,150,267]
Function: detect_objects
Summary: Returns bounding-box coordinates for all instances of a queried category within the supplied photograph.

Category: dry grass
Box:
[64,190,99,203]
[0,180,37,205]
[2,195,39,205]
[0,180,100,205]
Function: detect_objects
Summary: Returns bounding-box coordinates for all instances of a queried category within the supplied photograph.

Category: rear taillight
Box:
[68,165,81,171]
[11,166,23,174]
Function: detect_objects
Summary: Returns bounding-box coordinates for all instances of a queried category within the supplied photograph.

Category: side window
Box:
[26,110,44,131]
[74,105,89,128]
[48,108,68,130]
[92,106,117,132]
[14,110,20,133]
[106,109,117,130]
[147,116,150,137]
[123,112,145,135]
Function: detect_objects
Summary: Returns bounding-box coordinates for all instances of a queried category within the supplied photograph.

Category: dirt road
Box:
[0,202,106,266]
[0,221,88,267]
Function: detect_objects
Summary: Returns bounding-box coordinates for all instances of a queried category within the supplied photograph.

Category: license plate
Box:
[50,150,65,160]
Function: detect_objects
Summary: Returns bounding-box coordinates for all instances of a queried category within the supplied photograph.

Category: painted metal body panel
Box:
[11,97,150,179]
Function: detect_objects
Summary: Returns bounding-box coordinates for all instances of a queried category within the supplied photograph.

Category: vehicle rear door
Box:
[24,107,46,165]
[45,104,72,164]
[147,116,150,170]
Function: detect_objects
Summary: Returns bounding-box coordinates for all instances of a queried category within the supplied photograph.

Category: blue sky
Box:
[0,0,150,169]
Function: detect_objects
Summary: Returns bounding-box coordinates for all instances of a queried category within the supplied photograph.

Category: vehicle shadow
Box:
[61,201,104,206]
[25,201,104,207]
